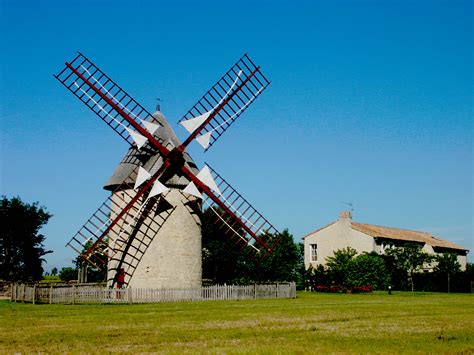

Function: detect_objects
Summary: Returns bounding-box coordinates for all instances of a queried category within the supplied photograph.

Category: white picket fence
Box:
[11,282,296,304]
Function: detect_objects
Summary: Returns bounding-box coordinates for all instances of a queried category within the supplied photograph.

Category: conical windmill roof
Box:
[104,110,198,191]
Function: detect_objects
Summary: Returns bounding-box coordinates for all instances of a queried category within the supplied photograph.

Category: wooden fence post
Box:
[254,284,257,299]
[72,285,76,305]
[11,283,15,302]
[275,282,278,299]
[49,285,53,304]
[32,285,36,304]
[128,287,133,305]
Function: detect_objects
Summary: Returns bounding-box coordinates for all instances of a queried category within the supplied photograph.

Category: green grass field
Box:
[1,291,473,353]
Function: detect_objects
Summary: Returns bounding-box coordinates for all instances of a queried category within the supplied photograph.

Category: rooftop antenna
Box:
[156,97,162,111]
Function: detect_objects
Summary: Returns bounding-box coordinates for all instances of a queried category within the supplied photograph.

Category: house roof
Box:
[104,110,199,191]
[302,217,468,252]
[351,222,467,251]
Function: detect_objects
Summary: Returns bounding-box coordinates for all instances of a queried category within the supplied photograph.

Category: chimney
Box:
[339,210,352,220]
[338,210,352,235]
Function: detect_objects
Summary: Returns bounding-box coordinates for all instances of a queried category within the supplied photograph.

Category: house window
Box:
[310,244,317,262]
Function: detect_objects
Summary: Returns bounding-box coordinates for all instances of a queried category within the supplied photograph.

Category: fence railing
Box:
[10,282,296,304]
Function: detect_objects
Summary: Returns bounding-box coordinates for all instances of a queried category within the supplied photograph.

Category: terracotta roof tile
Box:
[351,222,468,251]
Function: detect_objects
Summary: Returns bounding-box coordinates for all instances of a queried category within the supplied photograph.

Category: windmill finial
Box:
[156,97,162,112]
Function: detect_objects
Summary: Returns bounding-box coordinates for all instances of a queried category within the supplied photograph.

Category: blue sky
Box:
[1,0,472,269]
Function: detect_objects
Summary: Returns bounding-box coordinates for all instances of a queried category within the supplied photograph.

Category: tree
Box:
[466,263,474,279]
[434,252,461,293]
[305,264,330,290]
[325,247,357,287]
[254,229,302,283]
[74,240,107,283]
[59,267,77,282]
[0,196,52,282]
[385,243,433,292]
[347,252,390,290]
[51,267,58,276]
[201,207,247,284]
[201,207,302,284]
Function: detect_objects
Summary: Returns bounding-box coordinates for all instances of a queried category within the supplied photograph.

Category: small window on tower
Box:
[310,244,318,262]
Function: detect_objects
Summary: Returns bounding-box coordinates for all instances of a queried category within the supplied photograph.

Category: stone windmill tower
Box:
[104,108,202,289]
[56,52,282,289]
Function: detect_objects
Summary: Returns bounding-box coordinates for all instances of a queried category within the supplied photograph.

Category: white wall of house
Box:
[457,255,467,270]
[304,212,374,269]
[303,211,468,271]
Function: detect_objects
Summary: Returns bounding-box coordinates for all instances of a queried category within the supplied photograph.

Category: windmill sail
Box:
[54,52,168,153]
[182,164,282,261]
[66,166,175,285]
[179,54,271,151]
[58,52,280,287]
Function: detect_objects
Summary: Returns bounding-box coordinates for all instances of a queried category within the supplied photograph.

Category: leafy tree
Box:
[347,252,390,290]
[254,229,302,283]
[434,252,461,293]
[305,264,330,290]
[466,263,474,279]
[59,267,77,282]
[201,207,247,284]
[74,240,107,283]
[0,196,52,282]
[51,267,58,276]
[325,247,357,287]
[201,207,301,284]
[385,243,433,292]
[295,243,306,290]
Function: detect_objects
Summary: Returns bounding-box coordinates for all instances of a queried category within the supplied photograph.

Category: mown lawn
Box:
[1,291,473,353]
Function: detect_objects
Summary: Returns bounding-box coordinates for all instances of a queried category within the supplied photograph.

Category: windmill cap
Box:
[103,110,199,191]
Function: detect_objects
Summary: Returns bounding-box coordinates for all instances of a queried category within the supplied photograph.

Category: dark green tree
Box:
[305,264,330,290]
[0,196,52,282]
[74,240,108,283]
[51,267,58,276]
[201,207,247,284]
[385,243,433,292]
[201,207,301,284]
[59,267,77,282]
[466,263,474,279]
[325,247,357,287]
[295,242,306,290]
[254,229,302,283]
[347,252,390,290]
[434,252,461,293]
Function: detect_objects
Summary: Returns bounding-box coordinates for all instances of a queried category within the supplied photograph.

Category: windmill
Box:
[55,52,281,289]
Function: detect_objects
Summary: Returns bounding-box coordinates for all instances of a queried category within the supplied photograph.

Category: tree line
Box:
[305,245,473,293]
[1,196,472,293]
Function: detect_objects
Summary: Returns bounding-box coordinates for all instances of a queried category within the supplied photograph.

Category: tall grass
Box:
[1,291,473,353]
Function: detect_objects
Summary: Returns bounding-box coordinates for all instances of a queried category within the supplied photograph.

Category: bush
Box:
[313,285,347,293]
[350,285,373,293]
[348,253,390,290]
[59,267,77,282]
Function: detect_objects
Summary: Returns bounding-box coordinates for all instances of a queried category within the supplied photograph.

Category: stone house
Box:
[303,211,469,271]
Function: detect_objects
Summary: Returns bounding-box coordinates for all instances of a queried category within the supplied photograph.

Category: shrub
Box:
[348,252,390,290]
[313,284,347,293]
[351,285,373,293]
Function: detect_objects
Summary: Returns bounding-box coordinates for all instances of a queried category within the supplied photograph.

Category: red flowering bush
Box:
[313,285,347,293]
[350,285,373,293]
